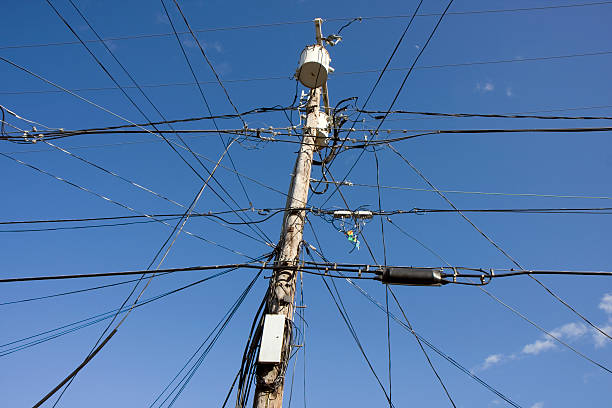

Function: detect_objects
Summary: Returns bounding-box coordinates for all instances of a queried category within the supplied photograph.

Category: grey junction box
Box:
[258,314,286,364]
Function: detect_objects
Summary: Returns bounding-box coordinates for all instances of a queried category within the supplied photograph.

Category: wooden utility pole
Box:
[253,19,327,408]
[253,86,319,408]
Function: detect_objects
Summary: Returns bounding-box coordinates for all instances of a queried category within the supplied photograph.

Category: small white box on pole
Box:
[258,314,286,364]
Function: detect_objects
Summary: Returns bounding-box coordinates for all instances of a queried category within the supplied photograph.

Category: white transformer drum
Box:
[295,44,333,89]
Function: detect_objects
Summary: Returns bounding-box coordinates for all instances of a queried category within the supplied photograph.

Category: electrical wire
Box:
[309,179,612,201]
[386,217,612,375]
[2,2,610,51]
[44,135,233,406]
[159,0,254,210]
[148,259,269,407]
[0,151,252,259]
[320,0,455,207]
[56,0,273,248]
[345,276,523,407]
[387,143,612,343]
[1,266,243,358]
[358,109,612,120]
[0,273,170,306]
[4,50,611,96]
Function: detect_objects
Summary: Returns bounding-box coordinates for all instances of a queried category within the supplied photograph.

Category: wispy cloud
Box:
[476,293,612,371]
[180,38,223,52]
[593,324,612,347]
[522,338,557,355]
[531,402,544,408]
[155,12,170,25]
[476,81,494,93]
[482,353,504,369]
[599,293,612,314]
[506,87,513,97]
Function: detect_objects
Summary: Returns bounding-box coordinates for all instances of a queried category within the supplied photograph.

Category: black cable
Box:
[358,108,612,120]
[1,267,239,357]
[346,277,523,407]
[318,0,425,179]
[345,126,612,148]
[3,50,612,97]
[387,288,457,407]
[171,0,245,126]
[386,217,612,375]
[321,275,395,407]
[0,273,170,306]
[160,267,265,407]
[3,2,612,51]
[62,0,273,247]
[148,258,269,407]
[386,143,612,344]
[0,209,288,234]
[48,181,211,406]
[159,0,254,209]
[0,261,376,284]
[320,0,455,207]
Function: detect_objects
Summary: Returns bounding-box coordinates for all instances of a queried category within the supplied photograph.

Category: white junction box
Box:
[258,314,286,364]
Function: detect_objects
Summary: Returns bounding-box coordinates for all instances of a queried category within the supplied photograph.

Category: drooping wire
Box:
[1,266,241,357]
[155,264,267,408]
[320,0,455,207]
[320,274,395,407]
[386,216,612,375]
[159,0,254,208]
[304,221,393,406]
[346,276,523,407]
[61,0,273,246]
[42,137,235,407]
[0,152,252,259]
[316,0,426,181]
[386,143,612,344]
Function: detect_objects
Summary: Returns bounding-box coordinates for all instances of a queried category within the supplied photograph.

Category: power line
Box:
[3,50,611,96]
[0,274,169,306]
[159,0,254,212]
[345,276,524,407]
[387,143,612,344]
[358,109,612,120]
[0,151,253,259]
[2,2,611,51]
[0,266,242,357]
[320,0,455,207]
[48,0,273,249]
[387,217,612,375]
[310,179,612,201]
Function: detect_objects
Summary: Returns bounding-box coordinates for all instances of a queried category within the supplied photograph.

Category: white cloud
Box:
[592,324,612,348]
[523,322,586,355]
[522,338,556,355]
[477,294,612,369]
[506,87,513,97]
[599,293,612,314]
[476,81,495,92]
[531,402,544,408]
[212,41,223,53]
[550,322,587,340]
[482,353,503,370]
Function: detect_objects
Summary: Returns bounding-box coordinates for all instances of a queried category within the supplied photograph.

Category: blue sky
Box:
[1,1,611,407]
